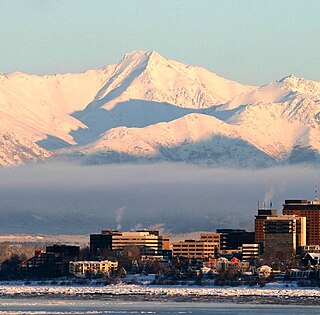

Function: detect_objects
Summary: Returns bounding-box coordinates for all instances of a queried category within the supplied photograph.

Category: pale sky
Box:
[1,0,320,85]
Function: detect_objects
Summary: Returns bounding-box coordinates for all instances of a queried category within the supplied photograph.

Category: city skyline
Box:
[1,1,320,311]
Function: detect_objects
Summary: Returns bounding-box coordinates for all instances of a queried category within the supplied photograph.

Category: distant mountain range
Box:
[1,50,320,167]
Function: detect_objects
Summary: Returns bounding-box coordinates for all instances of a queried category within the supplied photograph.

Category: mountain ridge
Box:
[0,50,320,167]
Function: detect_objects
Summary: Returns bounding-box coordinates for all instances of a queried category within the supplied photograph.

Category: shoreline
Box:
[1,294,320,306]
[1,283,320,305]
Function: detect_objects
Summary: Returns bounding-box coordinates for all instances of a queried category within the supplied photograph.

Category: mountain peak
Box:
[123,50,149,59]
[119,50,165,71]
[122,50,162,61]
[278,74,298,82]
[1,51,320,167]
[278,74,303,86]
[278,75,320,96]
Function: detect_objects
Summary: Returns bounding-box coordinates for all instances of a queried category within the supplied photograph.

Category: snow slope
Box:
[70,50,254,145]
[0,51,320,167]
[62,74,320,167]
[64,113,275,167]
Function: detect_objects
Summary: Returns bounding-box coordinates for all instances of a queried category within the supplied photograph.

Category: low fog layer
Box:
[0,162,318,234]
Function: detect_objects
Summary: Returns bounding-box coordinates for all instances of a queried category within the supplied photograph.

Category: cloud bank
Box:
[0,162,318,234]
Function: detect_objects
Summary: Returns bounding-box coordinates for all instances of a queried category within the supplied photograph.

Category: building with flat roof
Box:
[264,215,306,257]
[255,208,278,243]
[90,230,167,258]
[112,231,163,255]
[200,232,220,248]
[216,229,255,250]
[90,230,121,259]
[242,243,260,262]
[300,245,320,255]
[69,260,118,276]
[162,235,171,250]
[172,239,217,259]
[20,244,80,278]
[46,244,80,259]
[283,199,320,245]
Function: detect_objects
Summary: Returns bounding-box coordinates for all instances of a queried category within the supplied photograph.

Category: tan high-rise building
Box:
[282,199,320,245]
[264,215,306,257]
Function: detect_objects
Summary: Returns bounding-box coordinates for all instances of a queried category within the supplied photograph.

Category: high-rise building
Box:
[282,199,320,245]
[264,215,306,257]
[254,208,278,243]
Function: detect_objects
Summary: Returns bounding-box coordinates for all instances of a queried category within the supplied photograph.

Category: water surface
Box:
[1,298,320,315]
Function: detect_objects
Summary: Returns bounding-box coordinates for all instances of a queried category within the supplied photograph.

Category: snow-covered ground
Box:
[0,234,88,246]
[0,282,319,303]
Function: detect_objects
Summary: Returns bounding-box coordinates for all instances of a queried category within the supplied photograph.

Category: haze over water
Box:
[0,162,318,234]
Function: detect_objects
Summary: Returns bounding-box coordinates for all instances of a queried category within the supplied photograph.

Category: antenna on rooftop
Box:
[257,201,260,209]
[315,184,318,201]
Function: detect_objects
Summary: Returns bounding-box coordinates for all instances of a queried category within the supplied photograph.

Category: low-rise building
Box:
[172,239,217,259]
[200,232,220,248]
[241,243,260,262]
[69,260,118,276]
[289,269,320,280]
[90,230,167,258]
[20,251,58,278]
[302,253,320,266]
[112,231,163,255]
[20,244,80,278]
[258,265,272,278]
[299,245,320,255]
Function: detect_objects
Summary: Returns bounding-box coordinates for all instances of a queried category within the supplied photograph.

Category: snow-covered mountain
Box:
[1,50,320,167]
